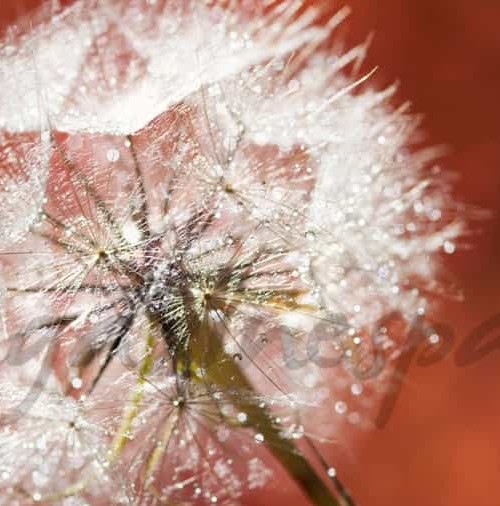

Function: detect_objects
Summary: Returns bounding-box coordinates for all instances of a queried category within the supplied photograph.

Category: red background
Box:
[1,1,499,505]
[343,3,500,506]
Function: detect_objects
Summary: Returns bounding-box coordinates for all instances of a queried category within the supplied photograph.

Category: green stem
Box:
[185,321,342,506]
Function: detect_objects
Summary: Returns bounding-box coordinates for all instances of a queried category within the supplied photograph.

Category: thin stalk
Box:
[183,316,343,506]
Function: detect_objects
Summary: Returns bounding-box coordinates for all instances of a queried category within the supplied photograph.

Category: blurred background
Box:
[343,3,500,506]
[1,1,499,505]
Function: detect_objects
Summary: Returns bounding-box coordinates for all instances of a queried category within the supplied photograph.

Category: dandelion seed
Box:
[0,383,129,505]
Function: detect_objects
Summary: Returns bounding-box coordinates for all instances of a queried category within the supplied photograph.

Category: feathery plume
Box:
[0,1,461,504]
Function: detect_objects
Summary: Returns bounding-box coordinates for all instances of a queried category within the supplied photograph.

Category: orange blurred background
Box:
[343,3,500,506]
[1,1,499,506]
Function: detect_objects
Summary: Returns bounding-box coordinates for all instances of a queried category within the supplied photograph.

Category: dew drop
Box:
[305,230,316,242]
[429,208,442,221]
[429,333,440,345]
[71,377,83,389]
[335,401,347,414]
[443,241,456,254]
[233,353,243,361]
[106,148,120,162]
[327,467,336,478]
[291,424,305,439]
[254,433,264,443]
[351,383,363,396]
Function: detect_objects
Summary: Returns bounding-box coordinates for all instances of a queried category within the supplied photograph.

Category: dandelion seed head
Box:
[0,0,463,504]
[0,383,130,505]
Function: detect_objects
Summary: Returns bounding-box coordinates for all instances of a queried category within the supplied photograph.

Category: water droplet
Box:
[429,333,440,345]
[71,377,82,389]
[173,397,185,408]
[429,208,442,221]
[327,467,336,478]
[233,353,243,361]
[443,241,456,254]
[291,424,305,439]
[305,230,316,242]
[335,401,347,414]
[237,412,248,424]
[254,433,264,443]
[351,383,363,396]
[106,148,120,162]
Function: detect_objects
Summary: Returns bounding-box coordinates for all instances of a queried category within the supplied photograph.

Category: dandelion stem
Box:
[185,319,343,506]
[109,320,155,462]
